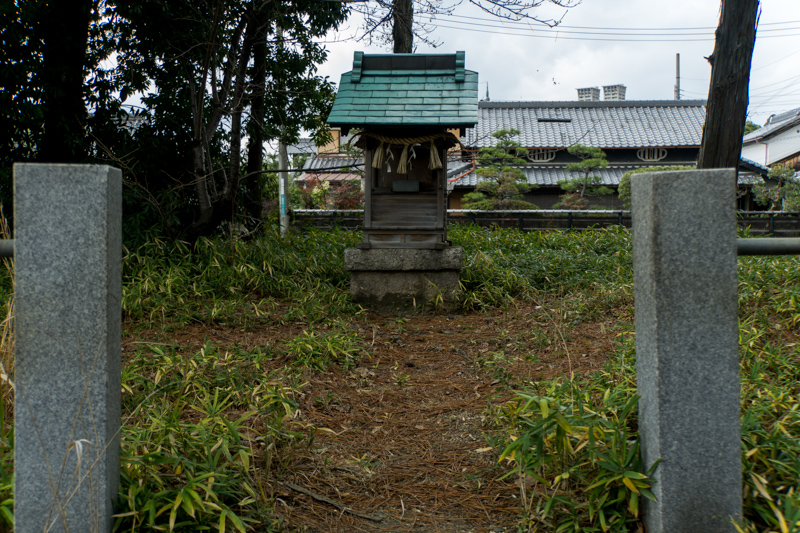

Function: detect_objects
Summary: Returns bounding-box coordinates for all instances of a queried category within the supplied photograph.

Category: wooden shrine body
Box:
[358,129,458,250]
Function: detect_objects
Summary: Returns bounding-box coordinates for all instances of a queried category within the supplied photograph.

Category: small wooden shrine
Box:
[327,52,478,310]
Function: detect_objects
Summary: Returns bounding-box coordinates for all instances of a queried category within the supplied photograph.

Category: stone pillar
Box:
[14,164,122,533]
[632,169,741,533]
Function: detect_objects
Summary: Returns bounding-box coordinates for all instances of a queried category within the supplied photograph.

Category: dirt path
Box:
[124,302,621,533]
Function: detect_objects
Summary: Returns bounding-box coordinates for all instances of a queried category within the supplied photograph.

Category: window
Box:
[637,148,668,162]
[528,149,557,162]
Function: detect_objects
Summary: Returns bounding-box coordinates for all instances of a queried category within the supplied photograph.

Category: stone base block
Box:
[345,247,462,312]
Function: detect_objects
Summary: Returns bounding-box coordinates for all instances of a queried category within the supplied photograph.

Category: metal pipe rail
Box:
[0,239,12,258]
[737,237,800,256]
[7,236,796,257]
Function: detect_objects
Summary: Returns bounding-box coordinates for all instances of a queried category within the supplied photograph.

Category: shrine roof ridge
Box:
[327,51,478,129]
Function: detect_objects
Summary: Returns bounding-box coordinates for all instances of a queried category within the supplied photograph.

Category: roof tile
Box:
[463,100,706,149]
[451,163,756,188]
[328,53,479,128]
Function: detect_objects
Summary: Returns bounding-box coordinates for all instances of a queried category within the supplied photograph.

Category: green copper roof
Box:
[327,51,479,128]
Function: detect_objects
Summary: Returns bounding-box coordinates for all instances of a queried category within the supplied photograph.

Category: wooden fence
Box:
[292,209,800,236]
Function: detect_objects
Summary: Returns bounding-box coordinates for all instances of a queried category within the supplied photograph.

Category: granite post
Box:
[14,164,122,533]
[632,169,741,533]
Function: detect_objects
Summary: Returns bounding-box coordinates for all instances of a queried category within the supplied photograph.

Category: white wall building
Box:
[742,108,800,167]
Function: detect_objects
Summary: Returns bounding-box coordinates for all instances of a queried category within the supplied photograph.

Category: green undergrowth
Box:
[0,226,798,531]
[451,224,633,313]
[736,254,800,533]
[122,227,364,328]
[115,343,310,532]
[122,224,635,326]
[489,248,800,532]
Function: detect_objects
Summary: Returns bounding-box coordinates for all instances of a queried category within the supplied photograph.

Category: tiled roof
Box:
[287,138,317,155]
[296,172,361,183]
[446,160,474,181]
[739,156,770,174]
[451,162,757,188]
[113,112,148,134]
[463,100,706,149]
[302,154,362,171]
[327,52,479,128]
[743,107,800,143]
[451,164,644,187]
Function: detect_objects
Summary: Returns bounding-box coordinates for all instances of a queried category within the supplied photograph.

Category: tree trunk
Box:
[245,10,269,223]
[187,9,248,239]
[39,0,92,163]
[226,7,257,201]
[697,0,759,170]
[392,0,413,53]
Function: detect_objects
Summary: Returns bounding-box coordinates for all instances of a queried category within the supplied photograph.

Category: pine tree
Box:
[557,144,613,209]
[463,129,538,210]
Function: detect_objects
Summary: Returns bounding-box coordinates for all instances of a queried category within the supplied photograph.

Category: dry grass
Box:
[0,206,12,423]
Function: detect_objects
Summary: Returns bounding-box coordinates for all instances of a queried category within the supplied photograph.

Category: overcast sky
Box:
[314,0,800,127]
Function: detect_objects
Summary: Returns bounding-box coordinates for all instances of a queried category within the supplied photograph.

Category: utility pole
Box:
[674,53,681,101]
[277,23,290,236]
[278,129,290,236]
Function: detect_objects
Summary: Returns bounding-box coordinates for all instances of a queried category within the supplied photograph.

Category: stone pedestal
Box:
[345,247,462,312]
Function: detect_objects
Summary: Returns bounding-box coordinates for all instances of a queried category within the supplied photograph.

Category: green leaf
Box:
[0,505,14,526]
[629,491,639,517]
[623,471,648,480]
[179,491,196,518]
[226,509,247,533]
[622,476,640,494]
[640,487,658,502]
[553,412,573,434]
[539,399,550,418]
[599,508,608,531]
[218,509,226,533]
[169,500,179,531]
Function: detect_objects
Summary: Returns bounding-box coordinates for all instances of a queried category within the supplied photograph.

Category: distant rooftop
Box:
[465,100,706,149]
[743,107,800,143]
[286,138,316,156]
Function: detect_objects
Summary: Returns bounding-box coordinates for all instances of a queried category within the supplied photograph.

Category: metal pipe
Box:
[0,239,13,258]
[737,237,800,256]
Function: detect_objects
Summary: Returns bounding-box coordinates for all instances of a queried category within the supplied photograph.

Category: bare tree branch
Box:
[350,0,579,51]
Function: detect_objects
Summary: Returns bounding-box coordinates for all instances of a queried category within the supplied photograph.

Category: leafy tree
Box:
[39,0,94,163]
[0,1,42,205]
[617,165,696,209]
[333,181,365,209]
[295,178,363,209]
[557,144,612,209]
[103,0,348,239]
[744,120,760,135]
[297,178,331,209]
[0,0,100,211]
[463,129,537,210]
[752,164,800,211]
[3,0,349,241]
